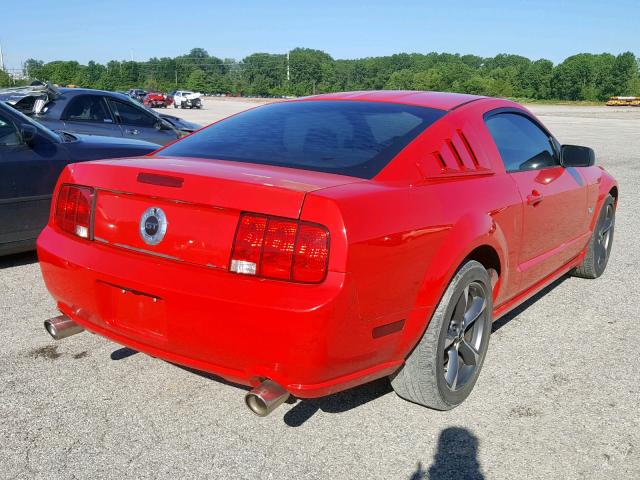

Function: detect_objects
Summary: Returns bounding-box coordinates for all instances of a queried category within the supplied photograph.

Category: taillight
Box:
[230,213,330,283]
[55,184,94,239]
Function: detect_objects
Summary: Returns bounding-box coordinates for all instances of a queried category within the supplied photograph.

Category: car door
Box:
[484,111,589,292]
[61,94,122,138]
[0,112,69,247]
[106,97,176,145]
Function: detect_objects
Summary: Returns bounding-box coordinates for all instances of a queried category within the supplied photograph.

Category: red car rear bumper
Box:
[37,226,402,398]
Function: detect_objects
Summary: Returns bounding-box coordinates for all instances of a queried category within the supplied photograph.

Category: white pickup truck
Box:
[173,91,202,109]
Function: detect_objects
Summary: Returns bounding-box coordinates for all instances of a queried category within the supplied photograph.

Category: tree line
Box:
[3,47,639,101]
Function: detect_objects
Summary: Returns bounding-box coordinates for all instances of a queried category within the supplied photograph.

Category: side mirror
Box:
[155,120,172,131]
[561,145,595,167]
[20,124,38,146]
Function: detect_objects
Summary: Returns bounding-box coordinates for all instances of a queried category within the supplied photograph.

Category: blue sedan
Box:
[2,84,198,145]
[0,101,157,255]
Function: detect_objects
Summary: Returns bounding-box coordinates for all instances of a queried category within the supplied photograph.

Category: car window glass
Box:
[109,100,157,127]
[0,113,22,146]
[365,111,423,144]
[64,95,111,123]
[158,100,445,179]
[485,112,559,172]
[282,111,354,154]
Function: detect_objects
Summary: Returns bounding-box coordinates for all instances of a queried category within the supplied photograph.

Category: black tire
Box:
[390,260,493,410]
[573,194,615,279]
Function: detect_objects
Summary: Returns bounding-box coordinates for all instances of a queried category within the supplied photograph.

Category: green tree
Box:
[289,48,334,95]
[522,59,553,99]
[552,53,616,100]
[241,53,285,95]
[385,69,415,90]
[0,69,11,87]
[610,52,639,95]
[16,48,639,102]
[24,59,44,80]
[186,69,208,92]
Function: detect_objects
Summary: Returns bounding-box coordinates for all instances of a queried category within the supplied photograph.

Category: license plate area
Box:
[96,281,167,338]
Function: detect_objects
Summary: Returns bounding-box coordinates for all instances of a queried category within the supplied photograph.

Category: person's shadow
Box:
[410,427,484,480]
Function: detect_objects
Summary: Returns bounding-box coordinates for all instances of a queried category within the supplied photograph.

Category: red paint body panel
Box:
[301,90,482,111]
[37,91,618,398]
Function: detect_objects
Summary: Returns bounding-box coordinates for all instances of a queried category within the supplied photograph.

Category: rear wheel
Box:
[573,194,615,279]
[390,260,492,410]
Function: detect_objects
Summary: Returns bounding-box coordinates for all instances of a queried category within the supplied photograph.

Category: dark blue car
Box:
[0,101,157,255]
[2,85,198,145]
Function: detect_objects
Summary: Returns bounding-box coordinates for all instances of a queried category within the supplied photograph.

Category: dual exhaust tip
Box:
[44,314,289,416]
[245,380,290,417]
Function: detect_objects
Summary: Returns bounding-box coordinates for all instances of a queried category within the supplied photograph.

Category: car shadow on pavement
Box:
[109,348,253,394]
[283,377,393,427]
[175,364,256,393]
[0,250,38,269]
[492,275,569,333]
[410,427,484,480]
[110,351,392,425]
[107,274,569,427]
[110,347,139,360]
[284,275,572,426]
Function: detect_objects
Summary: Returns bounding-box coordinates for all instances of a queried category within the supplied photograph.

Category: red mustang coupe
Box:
[38,91,617,416]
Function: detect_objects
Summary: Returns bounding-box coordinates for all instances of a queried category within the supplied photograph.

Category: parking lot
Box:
[1,100,639,479]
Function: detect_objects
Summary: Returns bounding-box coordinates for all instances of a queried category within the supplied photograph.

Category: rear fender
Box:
[414,211,507,309]
[394,211,508,361]
[586,167,618,232]
[595,169,618,220]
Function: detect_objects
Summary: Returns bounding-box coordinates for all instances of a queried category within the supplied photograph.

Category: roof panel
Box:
[300,90,484,110]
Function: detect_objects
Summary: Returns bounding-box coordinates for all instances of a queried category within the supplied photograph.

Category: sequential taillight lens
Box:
[55,185,94,239]
[230,213,330,283]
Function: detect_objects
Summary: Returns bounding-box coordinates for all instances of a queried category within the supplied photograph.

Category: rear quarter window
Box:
[157,100,446,178]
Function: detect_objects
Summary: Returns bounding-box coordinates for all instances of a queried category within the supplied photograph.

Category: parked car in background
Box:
[128,89,147,103]
[1,85,184,145]
[37,91,617,416]
[143,92,168,108]
[0,101,157,255]
[173,91,202,109]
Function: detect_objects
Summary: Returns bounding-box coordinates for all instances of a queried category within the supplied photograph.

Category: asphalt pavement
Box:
[1,101,638,479]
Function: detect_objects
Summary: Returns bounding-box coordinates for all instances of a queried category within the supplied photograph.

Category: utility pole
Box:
[0,40,5,71]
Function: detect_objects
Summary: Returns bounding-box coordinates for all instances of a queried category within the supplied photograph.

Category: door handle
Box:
[125,129,139,135]
[527,190,543,206]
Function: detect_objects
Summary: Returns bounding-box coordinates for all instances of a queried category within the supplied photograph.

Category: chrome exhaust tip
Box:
[44,315,84,340]
[245,380,290,417]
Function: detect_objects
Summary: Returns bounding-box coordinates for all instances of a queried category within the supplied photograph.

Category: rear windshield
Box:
[158,100,446,178]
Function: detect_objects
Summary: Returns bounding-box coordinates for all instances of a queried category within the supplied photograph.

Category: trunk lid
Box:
[66,156,361,270]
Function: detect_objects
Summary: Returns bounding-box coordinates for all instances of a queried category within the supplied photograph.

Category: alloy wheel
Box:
[443,281,488,391]
[596,204,614,268]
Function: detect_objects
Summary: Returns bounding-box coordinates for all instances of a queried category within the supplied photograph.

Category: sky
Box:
[1,0,638,70]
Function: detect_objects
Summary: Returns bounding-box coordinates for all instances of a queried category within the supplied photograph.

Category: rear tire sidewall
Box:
[435,263,493,407]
